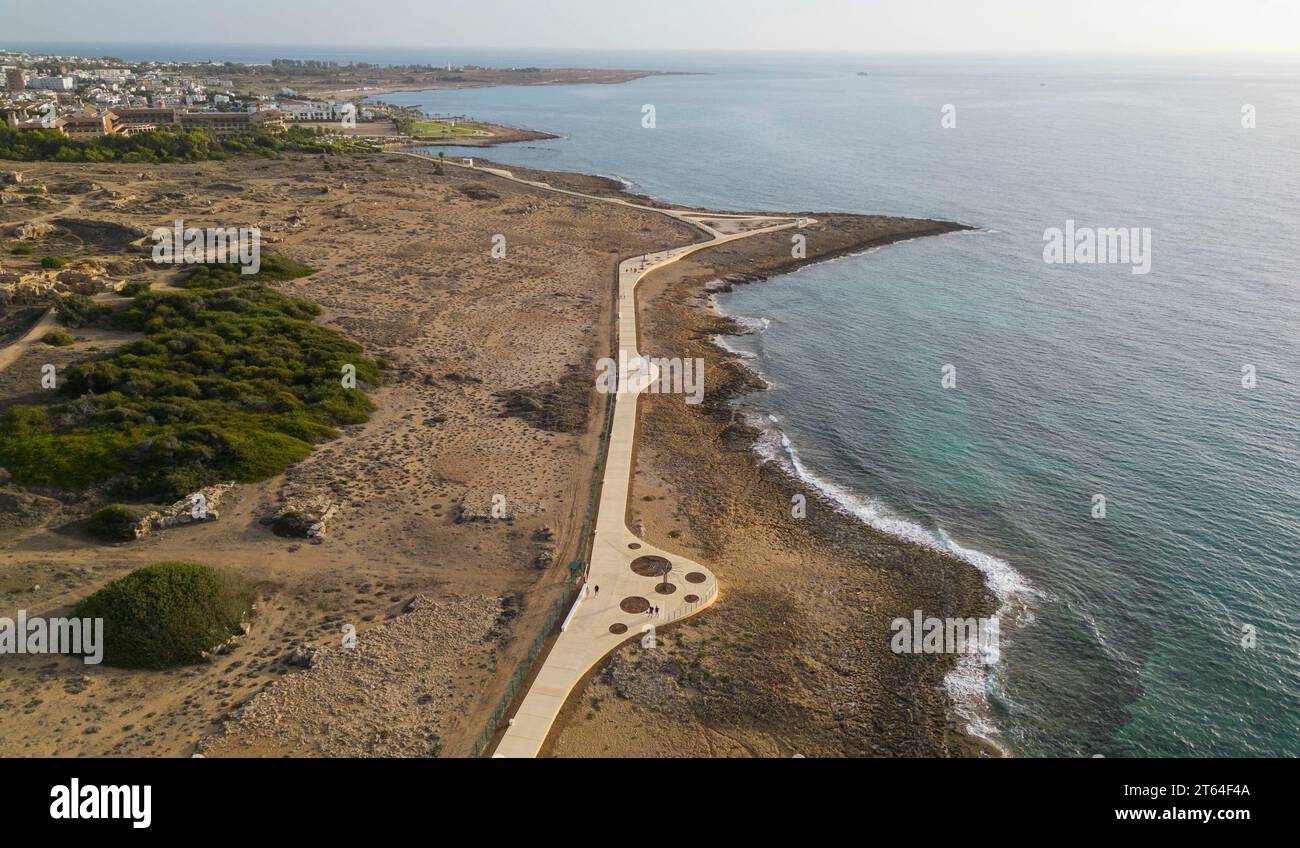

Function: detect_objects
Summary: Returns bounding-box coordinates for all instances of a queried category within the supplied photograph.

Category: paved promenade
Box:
[395,151,806,757]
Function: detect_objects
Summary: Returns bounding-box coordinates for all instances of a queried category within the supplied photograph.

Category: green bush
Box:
[0,123,365,163]
[119,280,152,297]
[85,503,152,541]
[10,245,34,255]
[42,328,75,346]
[53,294,110,329]
[0,285,378,501]
[40,255,69,269]
[73,562,255,668]
[174,253,315,289]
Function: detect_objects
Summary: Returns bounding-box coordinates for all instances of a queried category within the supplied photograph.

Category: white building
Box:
[27,76,74,91]
[275,99,339,121]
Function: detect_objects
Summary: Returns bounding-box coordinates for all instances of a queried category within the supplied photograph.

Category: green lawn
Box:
[407,119,482,138]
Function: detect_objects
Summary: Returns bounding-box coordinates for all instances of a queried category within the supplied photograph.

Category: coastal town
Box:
[0,48,384,138]
[0,47,650,146]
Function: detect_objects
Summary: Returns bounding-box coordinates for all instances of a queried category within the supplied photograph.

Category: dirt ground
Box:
[0,152,699,757]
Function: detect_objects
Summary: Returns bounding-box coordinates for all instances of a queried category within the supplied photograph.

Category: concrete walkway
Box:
[395,151,810,757]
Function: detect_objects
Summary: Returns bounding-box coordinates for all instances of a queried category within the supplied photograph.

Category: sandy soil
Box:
[0,152,698,757]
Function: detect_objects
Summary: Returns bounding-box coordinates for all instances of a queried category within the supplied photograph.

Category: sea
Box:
[17,42,1297,757]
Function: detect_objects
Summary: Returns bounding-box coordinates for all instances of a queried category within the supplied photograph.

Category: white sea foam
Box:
[729,315,772,334]
[713,334,760,361]
[597,173,636,191]
[745,409,1038,746]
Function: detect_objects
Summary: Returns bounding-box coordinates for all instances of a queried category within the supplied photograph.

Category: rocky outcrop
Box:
[0,271,57,305]
[267,495,340,541]
[55,268,108,295]
[130,482,236,539]
[52,217,149,249]
[12,222,56,241]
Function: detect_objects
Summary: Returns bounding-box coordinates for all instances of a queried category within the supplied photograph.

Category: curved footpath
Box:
[396,151,809,757]
[0,306,58,373]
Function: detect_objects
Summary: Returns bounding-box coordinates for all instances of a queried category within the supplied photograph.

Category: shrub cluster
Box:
[73,561,256,668]
[0,123,359,163]
[0,283,379,502]
[174,253,315,289]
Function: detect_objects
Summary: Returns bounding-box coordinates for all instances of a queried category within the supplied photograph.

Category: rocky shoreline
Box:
[547,211,1000,757]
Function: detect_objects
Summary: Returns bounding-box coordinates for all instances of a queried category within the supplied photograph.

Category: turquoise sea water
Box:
[33,42,1291,755]
[390,55,1300,757]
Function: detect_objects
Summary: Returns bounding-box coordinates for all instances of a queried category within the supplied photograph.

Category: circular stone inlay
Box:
[654,582,677,595]
[630,555,672,577]
[685,571,707,584]
[684,594,699,603]
[609,623,628,635]
[620,596,650,614]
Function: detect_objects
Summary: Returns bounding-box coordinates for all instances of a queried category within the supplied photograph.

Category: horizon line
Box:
[3,41,1300,59]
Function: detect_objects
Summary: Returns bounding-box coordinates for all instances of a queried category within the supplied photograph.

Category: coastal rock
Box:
[2,171,22,185]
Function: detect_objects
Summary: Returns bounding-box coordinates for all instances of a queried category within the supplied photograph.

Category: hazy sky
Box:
[4,0,1299,54]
